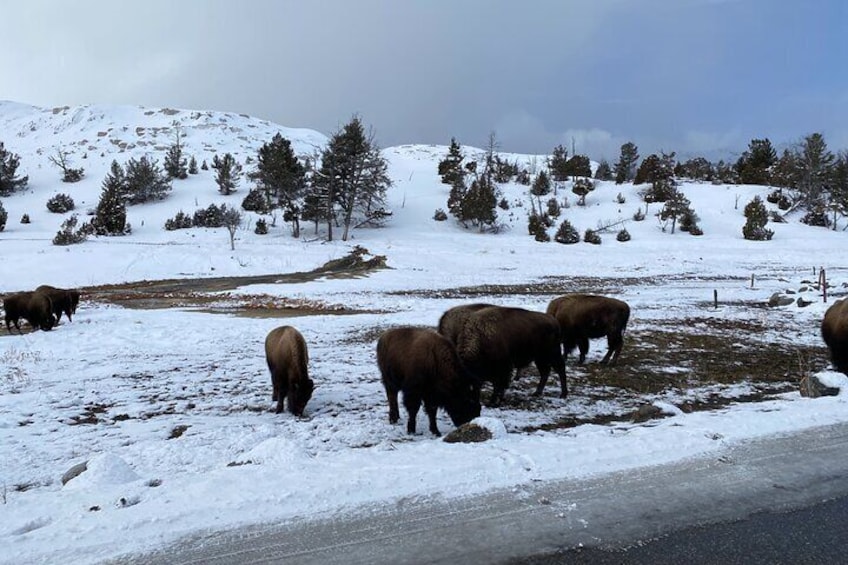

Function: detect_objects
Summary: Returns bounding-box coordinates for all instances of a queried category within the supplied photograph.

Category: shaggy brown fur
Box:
[264,326,314,416]
[437,303,496,344]
[546,294,630,365]
[4,291,55,333]
[377,327,481,436]
[35,285,81,323]
[822,299,848,375]
[456,306,566,406]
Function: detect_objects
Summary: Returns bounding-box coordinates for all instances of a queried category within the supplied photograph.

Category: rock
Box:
[768,293,794,307]
[800,375,840,398]
[799,285,809,293]
[443,422,493,443]
[797,296,814,307]
[784,288,796,295]
[631,404,663,423]
[62,461,88,485]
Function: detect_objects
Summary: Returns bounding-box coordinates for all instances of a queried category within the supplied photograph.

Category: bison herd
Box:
[267,294,632,436]
[3,282,846,437]
[3,284,80,333]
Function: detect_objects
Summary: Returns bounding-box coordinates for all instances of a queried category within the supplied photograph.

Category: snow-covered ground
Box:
[1,102,846,564]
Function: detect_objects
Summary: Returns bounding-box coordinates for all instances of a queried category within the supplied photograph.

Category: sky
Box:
[2,0,847,161]
[2,107,848,563]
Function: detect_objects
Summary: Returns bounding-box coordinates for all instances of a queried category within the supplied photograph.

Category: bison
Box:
[35,285,81,324]
[4,291,55,333]
[437,302,496,344]
[456,305,567,406]
[822,298,848,375]
[264,326,314,416]
[546,294,630,366]
[377,327,481,436]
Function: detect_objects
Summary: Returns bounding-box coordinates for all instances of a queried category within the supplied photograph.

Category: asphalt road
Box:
[513,494,848,564]
[116,421,848,565]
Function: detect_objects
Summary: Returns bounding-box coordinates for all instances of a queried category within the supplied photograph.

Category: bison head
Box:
[445,380,481,427]
[290,378,315,417]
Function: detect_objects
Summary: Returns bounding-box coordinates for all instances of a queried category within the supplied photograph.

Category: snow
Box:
[1,102,847,564]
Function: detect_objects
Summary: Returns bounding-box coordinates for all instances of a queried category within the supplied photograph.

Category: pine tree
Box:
[734,138,776,185]
[742,196,773,240]
[549,145,569,182]
[124,155,172,204]
[530,170,551,211]
[248,133,305,236]
[554,219,580,244]
[93,161,129,236]
[0,199,7,231]
[447,175,467,220]
[634,152,675,186]
[771,149,798,189]
[828,151,848,230]
[677,157,714,181]
[594,159,613,181]
[571,178,595,206]
[461,174,498,231]
[614,142,639,184]
[164,124,188,180]
[796,132,835,210]
[659,187,692,234]
[0,141,29,196]
[564,155,592,178]
[188,155,199,175]
[311,115,391,241]
[212,153,242,195]
[438,138,465,186]
[527,213,550,242]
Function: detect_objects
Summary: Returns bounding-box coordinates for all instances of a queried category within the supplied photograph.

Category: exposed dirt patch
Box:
[388,274,748,299]
[73,246,388,314]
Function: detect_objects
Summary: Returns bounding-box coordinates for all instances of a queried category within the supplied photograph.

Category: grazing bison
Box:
[456,306,567,406]
[546,294,630,366]
[4,291,55,333]
[437,302,496,344]
[35,285,81,323]
[822,299,848,375]
[377,327,481,436]
[264,326,314,416]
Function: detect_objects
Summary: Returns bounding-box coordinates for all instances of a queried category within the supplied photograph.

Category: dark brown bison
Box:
[377,327,481,436]
[822,299,848,375]
[4,291,55,333]
[546,294,630,365]
[264,326,314,416]
[456,305,567,406]
[437,303,496,344]
[35,285,81,323]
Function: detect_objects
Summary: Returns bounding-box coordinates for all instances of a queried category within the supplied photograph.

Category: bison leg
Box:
[274,376,288,414]
[603,332,624,365]
[423,401,441,437]
[403,393,422,434]
[269,363,279,402]
[488,373,509,407]
[577,337,590,364]
[533,358,552,397]
[386,388,400,425]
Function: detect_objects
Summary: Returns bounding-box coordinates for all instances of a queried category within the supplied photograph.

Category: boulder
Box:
[768,293,794,307]
[62,461,88,485]
[800,375,840,398]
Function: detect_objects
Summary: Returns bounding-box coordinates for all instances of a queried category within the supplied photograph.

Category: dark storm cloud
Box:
[2,0,846,158]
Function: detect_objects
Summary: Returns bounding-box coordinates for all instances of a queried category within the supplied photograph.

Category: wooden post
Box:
[750,273,755,289]
[714,289,718,309]
[820,267,827,302]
